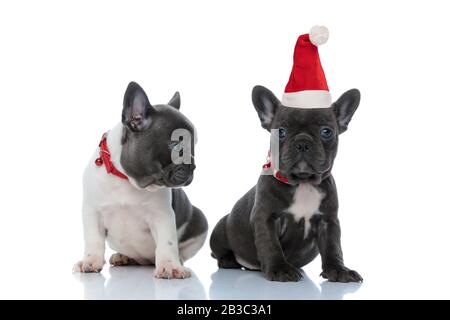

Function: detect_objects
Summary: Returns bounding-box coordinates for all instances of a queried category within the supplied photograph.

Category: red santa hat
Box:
[282,26,331,109]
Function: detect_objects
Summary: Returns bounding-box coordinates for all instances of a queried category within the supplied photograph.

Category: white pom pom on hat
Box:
[309,25,329,46]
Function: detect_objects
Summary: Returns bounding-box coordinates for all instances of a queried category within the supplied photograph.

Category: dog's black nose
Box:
[296,141,312,153]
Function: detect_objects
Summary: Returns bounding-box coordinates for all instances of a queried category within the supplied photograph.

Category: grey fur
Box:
[121,82,196,189]
[210,85,362,283]
[121,81,207,246]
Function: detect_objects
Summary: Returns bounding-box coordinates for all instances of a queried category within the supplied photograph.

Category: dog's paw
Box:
[321,266,363,283]
[264,263,303,282]
[109,253,138,266]
[154,261,191,279]
[73,255,105,273]
[217,254,242,269]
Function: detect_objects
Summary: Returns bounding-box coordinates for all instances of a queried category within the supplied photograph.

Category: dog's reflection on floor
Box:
[319,280,362,300]
[209,269,361,300]
[74,266,206,300]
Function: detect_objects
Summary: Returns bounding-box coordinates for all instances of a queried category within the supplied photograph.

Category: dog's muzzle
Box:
[163,163,196,186]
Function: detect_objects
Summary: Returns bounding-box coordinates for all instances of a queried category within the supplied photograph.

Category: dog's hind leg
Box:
[109,253,139,266]
[179,207,208,263]
[179,233,207,264]
[210,215,242,269]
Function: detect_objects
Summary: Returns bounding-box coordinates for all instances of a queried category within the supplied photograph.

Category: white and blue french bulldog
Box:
[73,82,207,279]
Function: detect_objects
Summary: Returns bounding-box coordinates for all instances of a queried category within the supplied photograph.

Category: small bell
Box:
[95,158,103,166]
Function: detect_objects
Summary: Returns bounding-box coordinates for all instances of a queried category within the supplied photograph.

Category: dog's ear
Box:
[122,81,155,132]
[332,89,360,134]
[252,85,281,131]
[168,91,181,110]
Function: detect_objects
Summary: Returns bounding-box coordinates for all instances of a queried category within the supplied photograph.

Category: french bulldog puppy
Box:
[210,85,362,282]
[73,82,207,279]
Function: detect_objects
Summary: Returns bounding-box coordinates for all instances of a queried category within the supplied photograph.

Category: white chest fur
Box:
[82,123,174,263]
[286,183,323,238]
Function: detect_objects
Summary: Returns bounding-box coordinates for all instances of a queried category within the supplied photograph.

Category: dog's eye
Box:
[278,128,287,139]
[320,127,334,140]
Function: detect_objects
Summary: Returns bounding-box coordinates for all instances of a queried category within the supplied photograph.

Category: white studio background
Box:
[0,0,449,299]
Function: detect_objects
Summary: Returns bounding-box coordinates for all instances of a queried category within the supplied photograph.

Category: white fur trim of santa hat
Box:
[282,90,331,109]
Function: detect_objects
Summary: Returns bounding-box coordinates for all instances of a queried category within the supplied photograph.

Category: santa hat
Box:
[282,26,331,109]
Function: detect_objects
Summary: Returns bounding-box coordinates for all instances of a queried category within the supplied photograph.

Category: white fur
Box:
[286,183,323,238]
[74,123,192,279]
[179,232,208,263]
[309,25,329,46]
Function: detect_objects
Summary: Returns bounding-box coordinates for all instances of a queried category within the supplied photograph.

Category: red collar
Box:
[262,151,290,184]
[95,133,129,180]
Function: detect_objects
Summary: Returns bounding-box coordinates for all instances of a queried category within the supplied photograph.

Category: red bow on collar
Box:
[94,133,129,180]
[262,151,289,184]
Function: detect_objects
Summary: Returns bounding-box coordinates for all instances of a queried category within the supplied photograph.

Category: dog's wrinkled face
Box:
[120,82,196,189]
[252,85,360,185]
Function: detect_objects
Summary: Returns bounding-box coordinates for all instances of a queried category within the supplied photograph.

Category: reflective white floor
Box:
[73,266,362,300]
[0,246,448,299]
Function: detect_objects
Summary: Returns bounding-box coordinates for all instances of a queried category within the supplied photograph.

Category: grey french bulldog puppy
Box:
[74,82,207,279]
[210,85,362,282]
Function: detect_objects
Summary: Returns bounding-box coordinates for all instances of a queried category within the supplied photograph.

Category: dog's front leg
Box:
[317,214,363,282]
[73,204,106,273]
[316,177,362,283]
[148,208,191,279]
[251,207,302,282]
